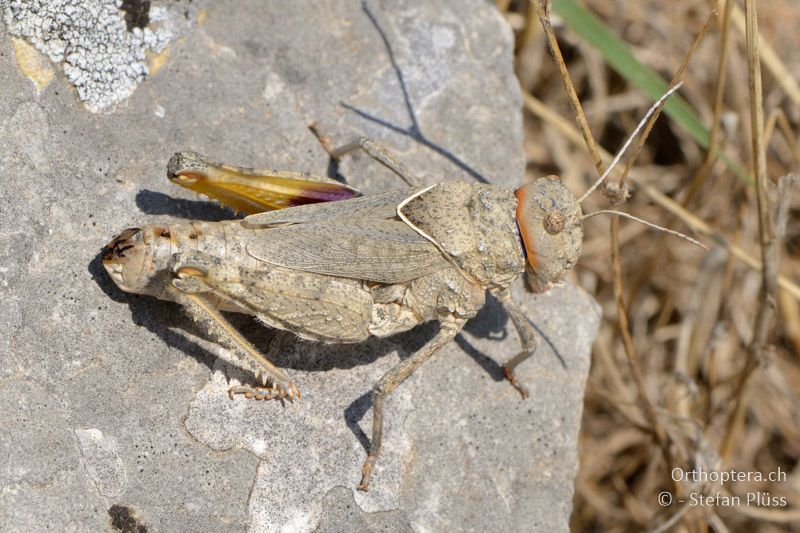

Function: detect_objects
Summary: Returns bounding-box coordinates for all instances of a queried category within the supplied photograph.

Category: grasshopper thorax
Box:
[514,176,583,292]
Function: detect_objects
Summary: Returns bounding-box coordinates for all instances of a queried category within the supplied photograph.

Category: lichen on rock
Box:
[2,0,172,112]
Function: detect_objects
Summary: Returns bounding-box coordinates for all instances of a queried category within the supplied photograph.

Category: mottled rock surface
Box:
[0,1,599,531]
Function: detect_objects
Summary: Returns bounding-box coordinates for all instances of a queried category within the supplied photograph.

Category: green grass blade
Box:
[551,0,749,182]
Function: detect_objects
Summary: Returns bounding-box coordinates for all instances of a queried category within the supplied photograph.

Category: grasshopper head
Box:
[102,226,171,296]
[514,176,583,292]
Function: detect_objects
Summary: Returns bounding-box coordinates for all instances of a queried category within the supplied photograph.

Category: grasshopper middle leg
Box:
[359,316,467,491]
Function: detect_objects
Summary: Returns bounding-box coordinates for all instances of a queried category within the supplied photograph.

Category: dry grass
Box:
[500,0,800,530]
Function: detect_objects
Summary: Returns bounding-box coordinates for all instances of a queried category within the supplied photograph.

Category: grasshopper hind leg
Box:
[227,333,300,403]
[227,385,285,402]
[168,254,301,401]
[310,125,421,187]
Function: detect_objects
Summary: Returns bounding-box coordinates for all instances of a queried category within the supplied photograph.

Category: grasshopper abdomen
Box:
[103,220,260,308]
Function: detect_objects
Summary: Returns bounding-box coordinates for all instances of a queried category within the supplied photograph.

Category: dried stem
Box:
[532,0,604,176]
[720,0,777,462]
[610,215,676,475]
[763,109,800,166]
[511,0,800,528]
[495,0,512,13]
[726,0,800,109]
[721,175,798,459]
[578,84,684,204]
[629,0,733,302]
[522,91,800,302]
[533,0,677,497]
[686,0,735,200]
[615,10,718,196]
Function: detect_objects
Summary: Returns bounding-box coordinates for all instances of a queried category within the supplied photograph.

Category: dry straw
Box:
[500,0,800,529]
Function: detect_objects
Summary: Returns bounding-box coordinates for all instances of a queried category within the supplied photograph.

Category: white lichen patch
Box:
[74,428,127,498]
[2,0,172,112]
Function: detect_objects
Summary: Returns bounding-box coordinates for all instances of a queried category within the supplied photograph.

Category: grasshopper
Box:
[101,125,703,489]
[102,137,584,490]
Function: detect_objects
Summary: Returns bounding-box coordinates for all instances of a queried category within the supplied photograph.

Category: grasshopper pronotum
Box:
[103,91,698,489]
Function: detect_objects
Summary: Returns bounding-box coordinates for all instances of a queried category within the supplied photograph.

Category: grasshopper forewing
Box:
[102,139,583,490]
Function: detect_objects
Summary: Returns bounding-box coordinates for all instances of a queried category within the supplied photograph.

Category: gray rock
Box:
[0,1,599,532]
[74,428,127,498]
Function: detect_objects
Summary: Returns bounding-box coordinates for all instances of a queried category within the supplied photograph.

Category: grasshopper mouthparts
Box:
[102,227,150,294]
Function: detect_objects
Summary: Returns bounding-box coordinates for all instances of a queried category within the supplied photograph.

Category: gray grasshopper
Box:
[102,138,583,490]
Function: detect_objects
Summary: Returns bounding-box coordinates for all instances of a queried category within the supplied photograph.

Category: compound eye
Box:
[543,211,566,235]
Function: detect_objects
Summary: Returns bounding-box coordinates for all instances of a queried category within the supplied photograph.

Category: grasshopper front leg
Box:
[493,289,540,399]
[359,315,467,491]
[168,255,301,401]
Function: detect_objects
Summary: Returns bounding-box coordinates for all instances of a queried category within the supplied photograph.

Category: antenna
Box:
[581,209,707,249]
[577,83,684,204]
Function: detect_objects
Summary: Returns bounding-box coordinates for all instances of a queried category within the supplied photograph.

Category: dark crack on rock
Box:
[108,505,148,533]
[120,0,151,31]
